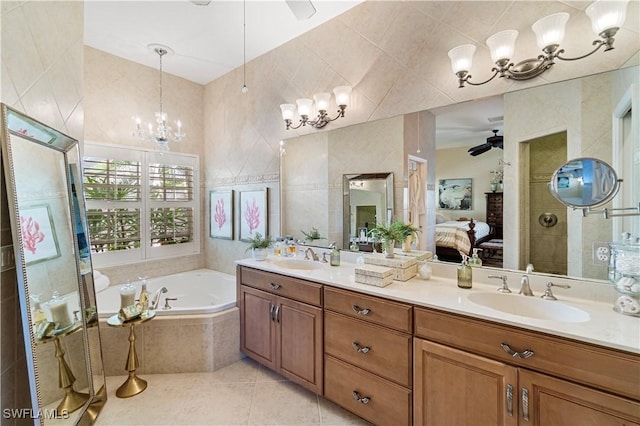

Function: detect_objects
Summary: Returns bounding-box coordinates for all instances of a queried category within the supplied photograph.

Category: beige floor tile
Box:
[318,398,372,425]
[248,380,320,425]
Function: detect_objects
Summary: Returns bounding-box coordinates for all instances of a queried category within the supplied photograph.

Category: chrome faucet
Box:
[150,287,168,310]
[488,275,511,293]
[304,247,319,261]
[520,263,535,296]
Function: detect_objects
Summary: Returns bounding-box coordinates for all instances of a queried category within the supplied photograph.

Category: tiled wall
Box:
[1,1,85,422]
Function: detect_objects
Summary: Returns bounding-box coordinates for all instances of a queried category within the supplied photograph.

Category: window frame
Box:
[83,142,200,267]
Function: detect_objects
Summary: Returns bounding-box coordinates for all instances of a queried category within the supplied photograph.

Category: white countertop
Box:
[236,256,640,354]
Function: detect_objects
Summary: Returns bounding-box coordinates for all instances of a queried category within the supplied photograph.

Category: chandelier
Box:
[448,0,630,88]
[280,86,352,130]
[133,44,186,150]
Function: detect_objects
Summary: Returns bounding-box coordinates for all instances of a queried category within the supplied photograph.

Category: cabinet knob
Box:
[352,305,371,315]
[352,390,371,404]
[352,342,371,354]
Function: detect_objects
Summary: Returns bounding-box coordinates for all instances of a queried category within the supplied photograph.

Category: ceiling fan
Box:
[190,0,316,20]
[467,129,503,156]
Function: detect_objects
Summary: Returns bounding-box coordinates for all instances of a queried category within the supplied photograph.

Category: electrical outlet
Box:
[1,245,15,271]
[592,242,610,265]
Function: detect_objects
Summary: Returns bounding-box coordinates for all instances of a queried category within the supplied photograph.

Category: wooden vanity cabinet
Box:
[324,287,413,425]
[414,307,640,426]
[238,266,323,394]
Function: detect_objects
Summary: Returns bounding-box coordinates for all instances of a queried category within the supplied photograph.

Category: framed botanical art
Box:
[210,190,234,239]
[19,204,61,264]
[239,188,268,242]
[438,178,473,210]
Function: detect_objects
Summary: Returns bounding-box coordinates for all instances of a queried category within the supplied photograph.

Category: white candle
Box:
[120,284,137,309]
[49,299,71,328]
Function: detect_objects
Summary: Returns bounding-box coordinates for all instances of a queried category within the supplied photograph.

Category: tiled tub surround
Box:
[237,256,639,355]
[97,269,241,376]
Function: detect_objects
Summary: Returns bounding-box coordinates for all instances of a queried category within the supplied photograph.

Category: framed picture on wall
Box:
[239,188,268,241]
[19,204,61,264]
[438,178,472,210]
[210,190,234,239]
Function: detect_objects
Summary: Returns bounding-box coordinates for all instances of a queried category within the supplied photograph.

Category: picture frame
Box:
[210,190,234,239]
[239,188,268,242]
[438,178,473,210]
[19,204,61,264]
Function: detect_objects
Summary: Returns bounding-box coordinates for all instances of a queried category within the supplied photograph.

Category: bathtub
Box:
[96,268,237,318]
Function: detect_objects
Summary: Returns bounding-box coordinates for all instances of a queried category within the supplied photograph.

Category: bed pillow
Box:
[435,214,448,224]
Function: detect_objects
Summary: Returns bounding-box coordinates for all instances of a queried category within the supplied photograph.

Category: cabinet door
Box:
[240,285,277,370]
[277,296,323,394]
[519,369,640,426]
[414,338,518,426]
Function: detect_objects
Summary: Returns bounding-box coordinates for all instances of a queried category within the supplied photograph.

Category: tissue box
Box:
[355,264,394,287]
[364,253,418,281]
[393,249,433,262]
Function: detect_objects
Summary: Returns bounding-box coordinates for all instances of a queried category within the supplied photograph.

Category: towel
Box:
[93,270,110,293]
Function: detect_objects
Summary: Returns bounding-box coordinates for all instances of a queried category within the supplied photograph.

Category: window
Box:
[83,143,199,266]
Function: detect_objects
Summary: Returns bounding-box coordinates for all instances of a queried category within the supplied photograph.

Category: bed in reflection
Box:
[435,217,492,262]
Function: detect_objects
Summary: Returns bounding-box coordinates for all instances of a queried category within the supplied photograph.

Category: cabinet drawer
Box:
[240,267,322,306]
[324,355,411,426]
[414,307,640,401]
[325,311,412,387]
[324,287,412,333]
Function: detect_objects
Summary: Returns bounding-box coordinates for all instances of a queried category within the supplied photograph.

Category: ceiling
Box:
[84,0,363,85]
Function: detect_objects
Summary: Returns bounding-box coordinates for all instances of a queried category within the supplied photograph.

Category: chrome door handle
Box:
[270,283,281,290]
[274,305,280,323]
[521,387,529,422]
[352,342,371,354]
[506,384,513,417]
[501,343,534,359]
[352,390,371,404]
[352,305,370,315]
[270,304,276,322]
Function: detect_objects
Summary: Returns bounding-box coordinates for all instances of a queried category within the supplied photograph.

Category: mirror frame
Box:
[0,104,106,425]
[342,172,394,249]
[550,157,621,209]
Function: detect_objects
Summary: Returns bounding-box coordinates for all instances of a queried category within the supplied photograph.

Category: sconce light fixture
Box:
[280,86,352,130]
[133,44,186,151]
[448,0,630,88]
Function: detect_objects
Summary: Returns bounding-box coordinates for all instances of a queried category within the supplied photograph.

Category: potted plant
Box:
[368,222,404,258]
[301,227,324,244]
[396,222,421,252]
[245,232,272,261]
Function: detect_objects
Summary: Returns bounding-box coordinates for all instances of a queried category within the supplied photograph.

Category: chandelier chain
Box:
[158,48,165,116]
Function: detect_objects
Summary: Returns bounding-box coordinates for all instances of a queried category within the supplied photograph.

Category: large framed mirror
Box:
[0,104,106,425]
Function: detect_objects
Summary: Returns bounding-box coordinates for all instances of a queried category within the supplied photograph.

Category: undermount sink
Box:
[272,259,325,271]
[467,292,590,323]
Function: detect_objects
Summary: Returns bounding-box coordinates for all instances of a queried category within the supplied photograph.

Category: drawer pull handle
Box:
[270,283,281,290]
[506,384,513,417]
[352,342,371,354]
[501,343,534,359]
[352,305,370,315]
[352,391,371,404]
[521,387,529,422]
[269,304,276,322]
[274,305,280,323]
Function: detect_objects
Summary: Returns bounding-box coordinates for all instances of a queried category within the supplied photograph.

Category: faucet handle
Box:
[488,275,511,293]
[541,281,570,301]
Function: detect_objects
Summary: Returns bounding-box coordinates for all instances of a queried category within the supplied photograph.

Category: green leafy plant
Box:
[301,227,323,242]
[245,232,272,252]
[368,221,419,243]
[396,222,420,242]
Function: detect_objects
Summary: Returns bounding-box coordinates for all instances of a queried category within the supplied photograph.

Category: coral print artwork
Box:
[209,190,234,239]
[19,205,61,264]
[239,188,268,242]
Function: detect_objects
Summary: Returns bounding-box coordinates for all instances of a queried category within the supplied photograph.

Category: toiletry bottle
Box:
[138,277,149,314]
[469,248,482,267]
[457,255,472,289]
[274,238,283,256]
[330,245,341,266]
[30,295,47,326]
[349,238,359,252]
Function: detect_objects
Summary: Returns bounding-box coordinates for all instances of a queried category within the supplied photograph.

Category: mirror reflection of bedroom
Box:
[434,97,505,267]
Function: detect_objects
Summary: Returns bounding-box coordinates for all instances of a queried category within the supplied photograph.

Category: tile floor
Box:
[95,357,371,425]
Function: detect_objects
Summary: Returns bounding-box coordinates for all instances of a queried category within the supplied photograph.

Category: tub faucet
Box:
[150,287,168,310]
[304,247,319,261]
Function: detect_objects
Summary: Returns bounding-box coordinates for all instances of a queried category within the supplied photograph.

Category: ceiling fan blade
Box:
[468,144,492,156]
[467,143,489,153]
[285,0,316,20]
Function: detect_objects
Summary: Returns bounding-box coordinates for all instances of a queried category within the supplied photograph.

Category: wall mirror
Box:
[550,157,620,208]
[280,63,638,283]
[0,104,106,425]
[342,172,394,250]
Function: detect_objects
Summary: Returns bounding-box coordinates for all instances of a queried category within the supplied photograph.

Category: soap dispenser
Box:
[457,255,472,289]
[469,248,482,267]
[330,244,341,266]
